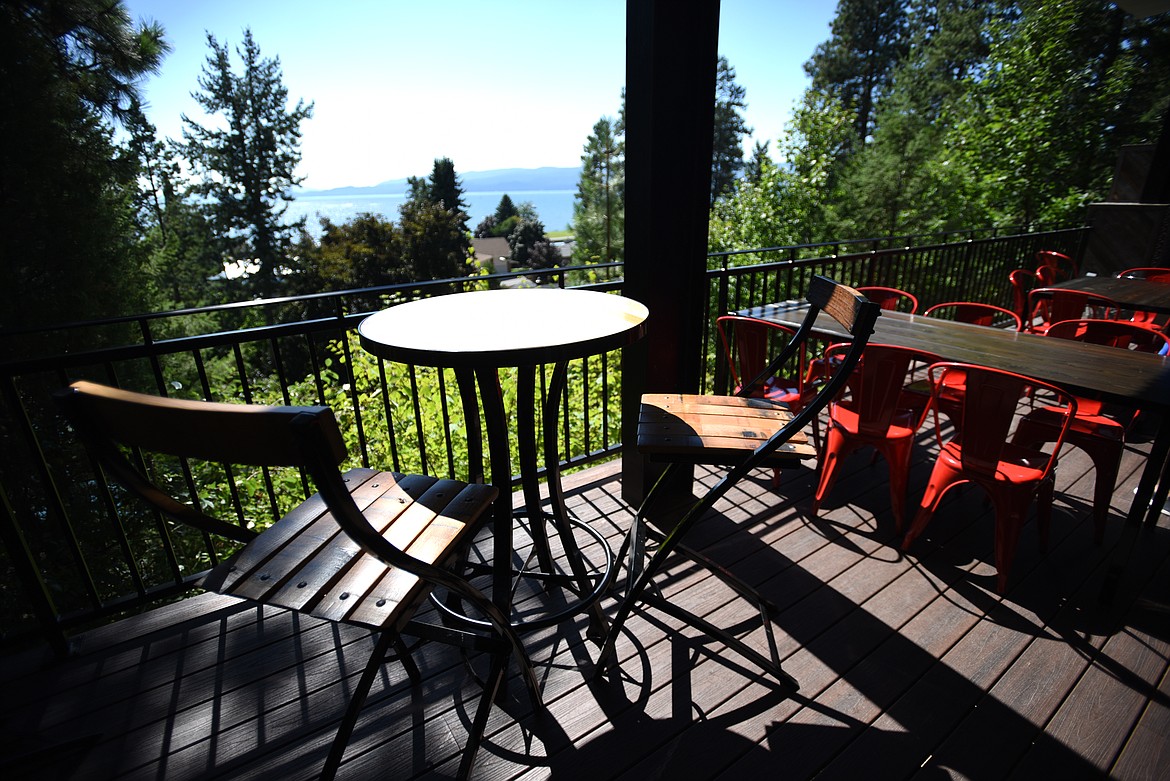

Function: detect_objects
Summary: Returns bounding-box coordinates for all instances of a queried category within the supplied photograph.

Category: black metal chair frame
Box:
[595,276,881,691]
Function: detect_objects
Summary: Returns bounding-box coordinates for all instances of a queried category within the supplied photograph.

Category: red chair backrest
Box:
[927,363,1075,480]
[857,286,919,314]
[1026,288,1117,329]
[1118,267,1170,284]
[1045,318,1170,354]
[924,301,1023,331]
[716,315,804,396]
[825,343,937,436]
[1036,250,1078,280]
[1008,268,1038,320]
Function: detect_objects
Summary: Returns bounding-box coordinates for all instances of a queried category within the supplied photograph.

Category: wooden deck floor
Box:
[3,420,1169,780]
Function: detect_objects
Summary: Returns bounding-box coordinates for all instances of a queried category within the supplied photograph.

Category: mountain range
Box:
[301,166,581,196]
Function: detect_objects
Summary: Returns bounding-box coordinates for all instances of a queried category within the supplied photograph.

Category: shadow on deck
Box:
[2,419,1168,780]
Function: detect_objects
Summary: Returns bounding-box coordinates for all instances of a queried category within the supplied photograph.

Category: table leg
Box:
[516,365,556,574]
[1100,411,1170,604]
[475,366,516,615]
[543,360,613,642]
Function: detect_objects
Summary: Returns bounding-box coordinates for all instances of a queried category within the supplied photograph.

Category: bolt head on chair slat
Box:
[54,380,538,780]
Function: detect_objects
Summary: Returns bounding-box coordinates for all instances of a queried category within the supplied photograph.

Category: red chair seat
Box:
[903,363,1077,594]
[813,343,939,528]
[1011,318,1170,543]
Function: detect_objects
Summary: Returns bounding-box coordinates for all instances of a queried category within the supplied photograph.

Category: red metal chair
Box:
[1009,268,1039,324]
[1116,267,1170,329]
[902,363,1077,594]
[1036,250,1078,281]
[812,343,939,528]
[923,301,1023,331]
[1025,287,1118,334]
[856,285,919,314]
[911,302,1025,424]
[716,315,815,408]
[1118,266,1170,283]
[716,315,820,484]
[1011,319,1170,543]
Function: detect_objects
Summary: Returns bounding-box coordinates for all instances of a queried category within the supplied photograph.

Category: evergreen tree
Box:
[805,0,912,156]
[0,0,167,330]
[428,157,468,215]
[572,116,624,264]
[182,29,313,297]
[711,56,752,205]
[494,194,519,223]
[834,0,995,236]
[399,198,471,282]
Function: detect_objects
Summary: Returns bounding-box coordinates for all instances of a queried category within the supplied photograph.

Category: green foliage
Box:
[182,28,314,297]
[0,0,167,330]
[805,0,912,154]
[474,195,521,238]
[398,198,473,282]
[719,0,1170,251]
[290,213,408,292]
[940,0,1169,228]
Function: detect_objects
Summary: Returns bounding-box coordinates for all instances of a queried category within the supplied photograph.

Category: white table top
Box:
[358,288,649,368]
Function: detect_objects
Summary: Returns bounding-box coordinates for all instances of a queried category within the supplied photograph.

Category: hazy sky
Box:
[122,1,837,190]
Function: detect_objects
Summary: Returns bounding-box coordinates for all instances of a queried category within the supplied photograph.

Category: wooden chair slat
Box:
[262,474,437,607]
[200,468,384,593]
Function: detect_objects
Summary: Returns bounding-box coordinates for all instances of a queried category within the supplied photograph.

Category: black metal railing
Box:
[0,227,1088,650]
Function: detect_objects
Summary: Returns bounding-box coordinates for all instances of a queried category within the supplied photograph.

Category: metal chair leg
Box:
[457,652,508,780]
[596,464,799,692]
[321,630,398,780]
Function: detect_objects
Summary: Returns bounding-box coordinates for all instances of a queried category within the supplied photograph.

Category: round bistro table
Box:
[358,288,649,638]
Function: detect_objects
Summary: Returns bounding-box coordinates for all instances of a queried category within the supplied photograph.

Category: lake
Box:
[285,189,577,233]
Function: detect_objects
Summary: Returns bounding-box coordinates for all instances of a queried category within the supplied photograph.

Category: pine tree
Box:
[711,56,752,205]
[572,116,624,264]
[182,29,313,296]
[0,0,167,330]
[805,0,912,155]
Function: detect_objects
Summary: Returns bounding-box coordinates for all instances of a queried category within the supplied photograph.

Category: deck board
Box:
[2,423,1168,780]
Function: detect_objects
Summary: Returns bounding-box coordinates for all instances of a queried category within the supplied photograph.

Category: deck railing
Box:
[0,226,1088,650]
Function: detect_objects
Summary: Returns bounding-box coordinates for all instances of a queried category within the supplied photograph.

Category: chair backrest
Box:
[924,301,1023,331]
[1033,264,1057,287]
[1008,268,1038,320]
[715,315,805,398]
[857,285,919,314]
[720,277,881,471]
[54,381,392,559]
[1036,250,1078,280]
[823,343,939,436]
[1026,287,1117,331]
[1045,318,1170,354]
[925,363,1075,480]
[1118,266,1170,284]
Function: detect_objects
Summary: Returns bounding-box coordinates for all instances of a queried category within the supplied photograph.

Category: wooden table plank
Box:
[1053,274,1170,315]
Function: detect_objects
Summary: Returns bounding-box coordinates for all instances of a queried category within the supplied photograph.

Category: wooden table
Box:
[359,288,648,636]
[744,301,1170,523]
[748,300,1170,601]
[1052,274,1170,315]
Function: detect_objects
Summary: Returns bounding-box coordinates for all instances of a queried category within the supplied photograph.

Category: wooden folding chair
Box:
[55,381,541,780]
[595,277,881,691]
